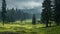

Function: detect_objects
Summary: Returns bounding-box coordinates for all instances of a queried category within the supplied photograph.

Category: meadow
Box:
[0,20,60,34]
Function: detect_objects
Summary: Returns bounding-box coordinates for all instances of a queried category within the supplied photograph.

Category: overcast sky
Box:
[0,0,43,9]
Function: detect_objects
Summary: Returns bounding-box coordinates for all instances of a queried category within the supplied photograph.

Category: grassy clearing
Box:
[0,20,59,34]
[0,23,59,34]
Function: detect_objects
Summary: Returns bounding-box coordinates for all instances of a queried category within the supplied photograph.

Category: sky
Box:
[0,0,43,9]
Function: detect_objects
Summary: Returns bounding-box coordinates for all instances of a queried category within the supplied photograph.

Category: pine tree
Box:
[11,8,15,22]
[32,14,36,25]
[2,0,6,25]
[41,0,52,27]
[54,0,60,25]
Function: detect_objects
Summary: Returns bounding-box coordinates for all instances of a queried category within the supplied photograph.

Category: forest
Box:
[0,0,60,34]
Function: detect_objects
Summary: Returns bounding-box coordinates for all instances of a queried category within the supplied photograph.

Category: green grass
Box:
[0,23,59,34]
[0,20,59,34]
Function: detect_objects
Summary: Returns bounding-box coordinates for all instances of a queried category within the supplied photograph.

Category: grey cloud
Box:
[0,0,43,9]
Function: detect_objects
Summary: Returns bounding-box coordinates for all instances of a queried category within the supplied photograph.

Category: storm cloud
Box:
[0,0,43,9]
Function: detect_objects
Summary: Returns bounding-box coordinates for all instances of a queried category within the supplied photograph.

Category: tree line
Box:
[1,0,37,25]
[1,0,32,25]
[0,8,31,22]
[2,0,60,27]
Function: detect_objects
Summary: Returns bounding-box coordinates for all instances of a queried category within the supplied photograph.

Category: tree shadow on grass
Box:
[41,25,57,28]
[0,31,19,34]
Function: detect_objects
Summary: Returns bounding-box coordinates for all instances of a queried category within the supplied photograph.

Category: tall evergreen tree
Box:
[32,14,36,25]
[11,8,15,22]
[41,0,52,27]
[2,0,6,25]
[54,0,60,25]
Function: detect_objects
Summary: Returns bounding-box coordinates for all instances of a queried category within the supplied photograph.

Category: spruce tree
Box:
[32,14,36,25]
[54,0,60,25]
[2,0,6,25]
[11,8,15,22]
[41,0,52,27]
